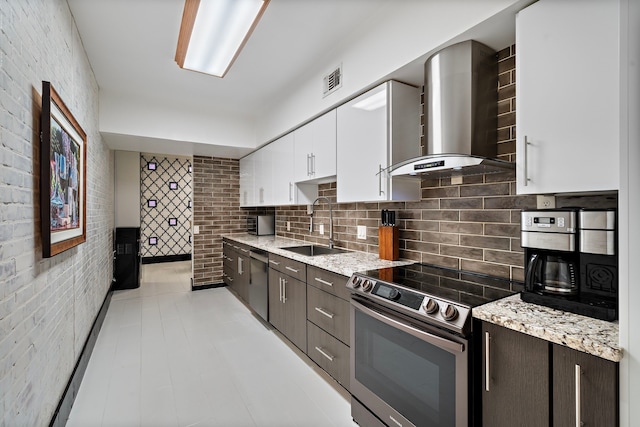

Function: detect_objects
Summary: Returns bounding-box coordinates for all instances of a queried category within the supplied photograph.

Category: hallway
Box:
[66,262,354,426]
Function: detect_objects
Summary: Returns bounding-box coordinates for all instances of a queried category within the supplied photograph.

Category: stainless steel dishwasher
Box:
[249,249,269,321]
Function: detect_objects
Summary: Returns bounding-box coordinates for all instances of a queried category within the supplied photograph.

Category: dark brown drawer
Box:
[307,285,350,344]
[307,265,350,301]
[268,253,306,282]
[307,321,350,391]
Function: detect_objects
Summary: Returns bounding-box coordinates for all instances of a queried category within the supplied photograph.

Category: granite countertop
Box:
[473,294,622,362]
[222,234,413,277]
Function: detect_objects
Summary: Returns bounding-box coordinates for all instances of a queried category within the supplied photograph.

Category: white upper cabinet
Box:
[336,80,421,203]
[294,110,337,183]
[239,153,255,207]
[516,0,619,194]
[269,133,299,206]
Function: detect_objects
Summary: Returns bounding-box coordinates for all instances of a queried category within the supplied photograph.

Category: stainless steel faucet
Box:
[310,196,334,248]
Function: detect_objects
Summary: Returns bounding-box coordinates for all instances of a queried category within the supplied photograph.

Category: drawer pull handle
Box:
[240,248,249,253]
[575,364,581,427]
[285,266,299,273]
[314,277,333,287]
[485,331,491,392]
[315,346,335,362]
[269,260,281,266]
[315,307,335,319]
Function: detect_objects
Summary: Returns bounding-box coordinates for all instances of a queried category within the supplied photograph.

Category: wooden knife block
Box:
[379,226,399,261]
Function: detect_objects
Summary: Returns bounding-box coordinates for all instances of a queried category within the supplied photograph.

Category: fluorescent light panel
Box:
[175,0,269,78]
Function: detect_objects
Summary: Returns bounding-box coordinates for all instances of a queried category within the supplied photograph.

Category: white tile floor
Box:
[67,261,356,427]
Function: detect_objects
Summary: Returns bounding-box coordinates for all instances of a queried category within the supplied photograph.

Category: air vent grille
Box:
[323,65,342,97]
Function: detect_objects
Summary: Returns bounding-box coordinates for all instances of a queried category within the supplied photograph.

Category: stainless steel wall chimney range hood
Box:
[389,40,514,179]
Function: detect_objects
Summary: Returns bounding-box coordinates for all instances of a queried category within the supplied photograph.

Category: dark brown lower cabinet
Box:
[552,343,618,427]
[482,322,550,427]
[268,268,307,351]
[481,321,619,427]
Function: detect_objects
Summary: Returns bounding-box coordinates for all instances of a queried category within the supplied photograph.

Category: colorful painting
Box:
[40,81,87,258]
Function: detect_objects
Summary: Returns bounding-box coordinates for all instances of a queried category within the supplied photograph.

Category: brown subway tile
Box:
[404,240,440,253]
[484,223,520,238]
[459,210,512,223]
[421,231,459,245]
[497,46,512,61]
[421,253,460,269]
[460,259,510,279]
[498,56,515,74]
[484,249,524,267]
[498,99,511,115]
[497,112,516,128]
[440,198,483,210]
[422,186,460,199]
[484,195,537,210]
[460,235,511,250]
[422,210,460,221]
[440,245,484,260]
[439,221,484,234]
[460,183,510,197]
[404,220,440,232]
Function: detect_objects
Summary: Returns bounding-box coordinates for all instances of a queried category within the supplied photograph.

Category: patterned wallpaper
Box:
[140,154,193,259]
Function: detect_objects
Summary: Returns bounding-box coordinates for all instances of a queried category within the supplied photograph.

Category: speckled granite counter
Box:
[222,234,413,277]
[473,294,621,362]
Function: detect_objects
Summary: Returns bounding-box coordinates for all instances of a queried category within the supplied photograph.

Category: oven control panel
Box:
[347,273,471,334]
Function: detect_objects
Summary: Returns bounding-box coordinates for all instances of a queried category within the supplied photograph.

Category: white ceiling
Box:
[67,0,523,158]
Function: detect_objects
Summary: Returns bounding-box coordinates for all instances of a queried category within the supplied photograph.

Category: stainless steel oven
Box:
[347,264,521,427]
[351,297,469,427]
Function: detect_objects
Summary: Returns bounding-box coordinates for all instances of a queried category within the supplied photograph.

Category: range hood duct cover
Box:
[390,40,514,178]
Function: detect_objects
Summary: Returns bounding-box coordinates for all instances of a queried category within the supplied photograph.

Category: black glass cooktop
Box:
[357,263,524,308]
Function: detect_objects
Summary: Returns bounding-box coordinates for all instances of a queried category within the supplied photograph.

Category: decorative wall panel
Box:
[140,154,192,260]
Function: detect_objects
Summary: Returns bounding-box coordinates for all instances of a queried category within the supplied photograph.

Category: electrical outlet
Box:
[536,195,556,209]
[451,175,463,185]
[319,224,324,235]
[193,225,199,234]
[286,221,291,231]
[357,225,367,240]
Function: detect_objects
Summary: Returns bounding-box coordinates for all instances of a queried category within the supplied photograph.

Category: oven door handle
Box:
[351,299,465,354]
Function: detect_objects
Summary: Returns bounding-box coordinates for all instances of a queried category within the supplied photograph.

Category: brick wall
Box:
[0,0,114,424]
[192,157,273,287]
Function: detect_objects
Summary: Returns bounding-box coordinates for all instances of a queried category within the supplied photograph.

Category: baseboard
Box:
[141,254,191,265]
[192,282,225,291]
[49,290,113,427]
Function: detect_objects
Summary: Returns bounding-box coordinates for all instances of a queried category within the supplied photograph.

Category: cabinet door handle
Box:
[285,266,299,274]
[314,307,335,319]
[523,135,531,187]
[259,187,264,204]
[311,153,316,175]
[485,331,491,392]
[289,182,293,202]
[307,154,312,176]
[314,277,333,287]
[315,346,335,362]
[378,164,385,196]
[238,257,244,275]
[278,277,283,302]
[282,278,287,303]
[575,364,581,427]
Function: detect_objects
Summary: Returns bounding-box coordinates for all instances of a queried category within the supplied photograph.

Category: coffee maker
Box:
[521,208,618,321]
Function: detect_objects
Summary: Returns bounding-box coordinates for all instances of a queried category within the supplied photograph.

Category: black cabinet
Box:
[113,227,140,290]
[552,344,618,427]
[481,322,550,427]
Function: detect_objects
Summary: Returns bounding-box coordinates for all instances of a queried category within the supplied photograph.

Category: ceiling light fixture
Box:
[175,0,270,78]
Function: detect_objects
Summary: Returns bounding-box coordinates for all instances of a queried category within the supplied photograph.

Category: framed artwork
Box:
[168,218,177,226]
[169,182,178,190]
[40,81,87,258]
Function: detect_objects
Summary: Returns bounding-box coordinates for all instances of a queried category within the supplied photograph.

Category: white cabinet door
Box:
[253,147,272,206]
[336,81,420,203]
[516,0,619,194]
[337,84,387,202]
[239,153,255,207]
[294,110,337,182]
[270,133,295,206]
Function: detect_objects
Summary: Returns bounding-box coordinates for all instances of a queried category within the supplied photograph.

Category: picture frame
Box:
[40,81,87,258]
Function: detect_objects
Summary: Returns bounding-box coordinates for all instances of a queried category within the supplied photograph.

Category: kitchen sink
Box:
[281,245,348,256]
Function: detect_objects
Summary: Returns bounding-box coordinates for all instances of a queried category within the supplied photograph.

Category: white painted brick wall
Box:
[0,0,114,425]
